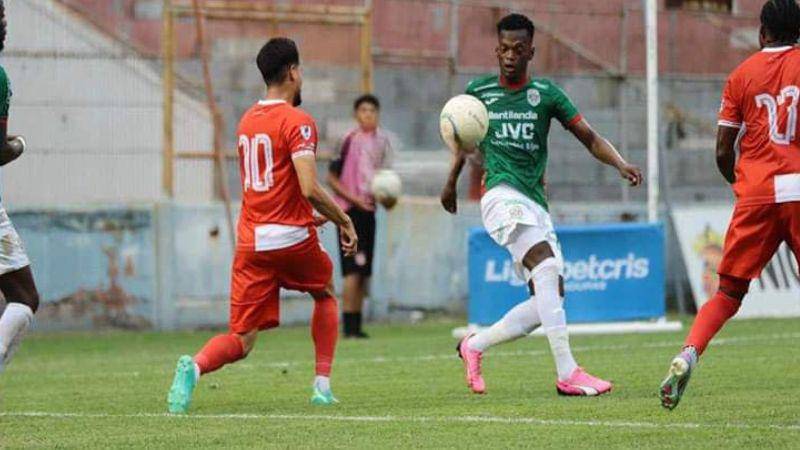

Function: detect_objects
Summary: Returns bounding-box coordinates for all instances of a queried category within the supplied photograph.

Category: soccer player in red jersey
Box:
[660,0,800,410]
[167,38,358,413]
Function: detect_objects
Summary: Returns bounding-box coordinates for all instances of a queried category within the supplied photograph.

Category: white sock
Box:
[193,362,201,382]
[531,259,578,381]
[0,302,34,372]
[314,375,331,392]
[468,296,541,352]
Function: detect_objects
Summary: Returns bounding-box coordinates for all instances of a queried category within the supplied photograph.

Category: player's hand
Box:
[339,218,358,256]
[618,163,643,187]
[440,183,458,214]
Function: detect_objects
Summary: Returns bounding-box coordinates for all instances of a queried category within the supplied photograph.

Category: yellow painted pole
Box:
[162,0,175,198]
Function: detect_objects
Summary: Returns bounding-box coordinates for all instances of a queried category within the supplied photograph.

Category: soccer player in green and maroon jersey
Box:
[441,13,642,396]
[0,0,42,375]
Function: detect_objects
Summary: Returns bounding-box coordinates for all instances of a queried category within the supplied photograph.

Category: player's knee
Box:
[7,289,39,313]
[528,256,561,281]
[311,285,336,302]
[237,330,258,355]
[718,274,750,301]
[522,241,556,270]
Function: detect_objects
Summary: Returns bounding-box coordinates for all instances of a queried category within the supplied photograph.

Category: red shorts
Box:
[718,202,800,279]
[229,232,333,334]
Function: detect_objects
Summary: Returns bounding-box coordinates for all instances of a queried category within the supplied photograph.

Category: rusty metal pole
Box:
[360,0,373,93]
[448,0,459,96]
[162,0,175,198]
[191,0,237,251]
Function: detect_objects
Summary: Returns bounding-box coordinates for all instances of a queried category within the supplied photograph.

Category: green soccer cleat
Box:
[659,347,697,410]
[167,355,197,414]
[310,386,339,406]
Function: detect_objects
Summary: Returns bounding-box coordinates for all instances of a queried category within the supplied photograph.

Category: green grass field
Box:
[1,317,799,448]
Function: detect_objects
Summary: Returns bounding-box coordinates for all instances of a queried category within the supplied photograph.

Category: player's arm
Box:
[0,70,21,166]
[715,125,738,184]
[715,71,742,185]
[440,137,468,214]
[567,118,642,186]
[0,120,22,166]
[441,82,482,214]
[294,154,358,255]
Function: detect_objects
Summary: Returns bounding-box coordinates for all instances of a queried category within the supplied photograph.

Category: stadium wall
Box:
[10,199,688,331]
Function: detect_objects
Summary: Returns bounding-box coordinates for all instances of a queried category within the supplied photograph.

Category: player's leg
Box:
[659,274,748,410]
[458,290,541,394]
[309,281,339,405]
[660,204,781,410]
[167,250,272,414]
[0,266,40,373]
[466,288,541,352]
[279,234,339,404]
[0,208,39,374]
[518,236,611,396]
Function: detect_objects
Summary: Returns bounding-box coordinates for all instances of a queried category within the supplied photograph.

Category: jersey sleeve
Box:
[718,70,743,129]
[286,112,318,160]
[551,83,581,128]
[0,67,11,121]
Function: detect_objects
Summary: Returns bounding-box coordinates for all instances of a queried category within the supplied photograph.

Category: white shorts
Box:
[0,207,30,276]
[481,184,563,279]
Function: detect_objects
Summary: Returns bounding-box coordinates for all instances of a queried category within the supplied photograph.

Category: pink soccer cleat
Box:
[456,334,486,394]
[556,367,613,397]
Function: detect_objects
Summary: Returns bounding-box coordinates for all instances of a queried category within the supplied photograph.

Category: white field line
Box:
[249,331,800,369]
[1,411,799,432]
[17,332,800,378]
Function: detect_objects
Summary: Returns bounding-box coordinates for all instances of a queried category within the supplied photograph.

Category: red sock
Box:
[194,334,245,375]
[311,296,339,377]
[684,290,741,355]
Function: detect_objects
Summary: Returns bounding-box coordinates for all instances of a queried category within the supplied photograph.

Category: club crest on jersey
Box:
[300,125,312,141]
[527,89,541,107]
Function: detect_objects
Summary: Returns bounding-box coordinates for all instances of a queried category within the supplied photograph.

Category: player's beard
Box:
[293,90,302,107]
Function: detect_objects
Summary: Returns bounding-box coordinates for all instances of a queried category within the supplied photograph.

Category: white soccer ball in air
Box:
[371,169,402,208]
[439,94,489,151]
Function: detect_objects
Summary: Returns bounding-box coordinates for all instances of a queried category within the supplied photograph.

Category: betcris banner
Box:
[468,223,665,325]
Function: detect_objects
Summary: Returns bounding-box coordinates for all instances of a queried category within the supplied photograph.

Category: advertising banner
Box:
[468,223,666,325]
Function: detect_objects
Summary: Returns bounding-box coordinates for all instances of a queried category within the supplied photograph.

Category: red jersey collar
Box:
[499,74,530,91]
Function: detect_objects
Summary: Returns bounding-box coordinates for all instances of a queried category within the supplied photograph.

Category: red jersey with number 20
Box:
[718,46,800,206]
[236,100,318,251]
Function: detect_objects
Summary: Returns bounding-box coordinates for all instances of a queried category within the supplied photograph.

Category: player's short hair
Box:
[760,0,800,44]
[256,38,299,86]
[496,13,535,41]
[0,1,6,53]
[353,94,380,111]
